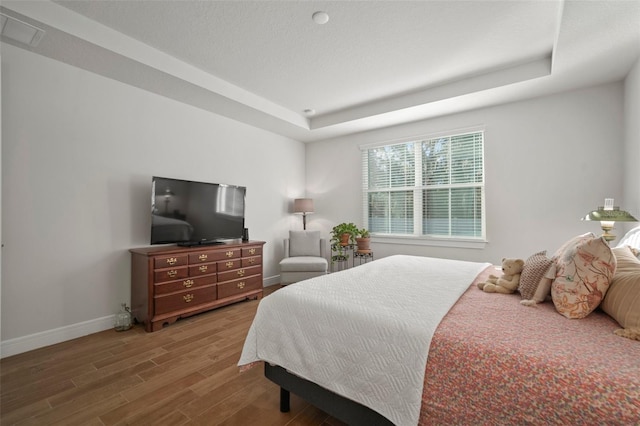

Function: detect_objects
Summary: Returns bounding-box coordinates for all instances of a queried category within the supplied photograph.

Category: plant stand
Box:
[353,250,374,267]
[331,245,375,272]
[331,254,350,272]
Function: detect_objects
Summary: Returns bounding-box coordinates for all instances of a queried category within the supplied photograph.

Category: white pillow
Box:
[616,225,640,251]
[602,246,640,329]
[289,230,321,257]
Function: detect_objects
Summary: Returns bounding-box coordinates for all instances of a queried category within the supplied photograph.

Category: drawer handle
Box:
[249,248,256,255]
[183,279,194,288]
[199,254,208,261]
[183,294,194,303]
[199,265,208,273]
[225,251,234,258]
[167,270,178,278]
[248,258,256,264]
[237,269,245,277]
[166,257,177,265]
[226,261,234,268]
[237,282,245,289]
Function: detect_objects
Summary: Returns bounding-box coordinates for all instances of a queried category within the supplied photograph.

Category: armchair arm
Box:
[283,238,290,258]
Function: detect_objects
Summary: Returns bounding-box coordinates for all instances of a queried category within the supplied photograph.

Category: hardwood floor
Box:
[0,286,346,426]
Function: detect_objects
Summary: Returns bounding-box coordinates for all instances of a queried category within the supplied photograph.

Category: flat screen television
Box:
[150,176,246,246]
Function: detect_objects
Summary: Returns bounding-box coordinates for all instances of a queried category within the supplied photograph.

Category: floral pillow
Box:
[553,232,595,258]
[551,234,616,319]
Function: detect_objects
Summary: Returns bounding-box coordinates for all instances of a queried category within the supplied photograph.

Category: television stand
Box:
[130,240,265,332]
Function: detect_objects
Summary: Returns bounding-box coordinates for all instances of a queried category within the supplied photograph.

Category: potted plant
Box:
[331,222,358,246]
[330,222,358,263]
[355,227,371,252]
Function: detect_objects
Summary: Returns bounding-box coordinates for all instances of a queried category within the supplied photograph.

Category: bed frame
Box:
[264,363,394,426]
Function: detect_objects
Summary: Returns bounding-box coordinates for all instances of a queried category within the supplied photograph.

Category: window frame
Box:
[360,128,487,249]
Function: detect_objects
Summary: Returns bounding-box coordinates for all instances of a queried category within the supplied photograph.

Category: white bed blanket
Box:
[238,255,491,426]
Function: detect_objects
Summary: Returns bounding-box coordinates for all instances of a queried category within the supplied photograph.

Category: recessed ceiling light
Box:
[312,11,329,25]
[303,109,316,116]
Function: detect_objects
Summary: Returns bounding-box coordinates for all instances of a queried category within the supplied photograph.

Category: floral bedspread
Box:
[420,269,640,425]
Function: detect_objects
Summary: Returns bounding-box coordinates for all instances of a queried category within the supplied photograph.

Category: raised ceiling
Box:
[2,1,639,142]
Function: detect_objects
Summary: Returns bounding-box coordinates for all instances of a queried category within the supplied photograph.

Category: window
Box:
[362,130,485,241]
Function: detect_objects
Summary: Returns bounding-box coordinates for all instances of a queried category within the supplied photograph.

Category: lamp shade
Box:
[582,208,638,222]
[294,198,314,214]
[582,202,638,222]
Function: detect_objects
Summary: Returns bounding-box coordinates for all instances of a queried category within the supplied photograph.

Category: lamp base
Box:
[601,225,615,242]
[601,233,616,242]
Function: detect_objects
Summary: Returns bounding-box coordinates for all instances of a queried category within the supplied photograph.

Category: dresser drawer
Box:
[217,265,261,283]
[154,285,216,315]
[188,251,215,264]
[217,275,261,300]
[242,255,261,268]
[188,262,216,276]
[154,274,218,296]
[154,254,188,269]
[216,259,241,272]
[154,266,189,283]
[131,241,265,332]
[189,248,241,263]
[242,246,262,257]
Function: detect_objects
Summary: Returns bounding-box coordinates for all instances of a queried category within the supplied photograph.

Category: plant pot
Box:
[356,237,371,252]
[340,233,351,246]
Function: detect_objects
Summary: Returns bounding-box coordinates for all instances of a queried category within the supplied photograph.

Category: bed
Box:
[238,235,640,425]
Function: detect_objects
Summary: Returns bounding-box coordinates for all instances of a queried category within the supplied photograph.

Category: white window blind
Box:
[362,130,485,240]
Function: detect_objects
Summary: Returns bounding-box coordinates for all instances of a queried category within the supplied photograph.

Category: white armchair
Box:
[279,230,328,285]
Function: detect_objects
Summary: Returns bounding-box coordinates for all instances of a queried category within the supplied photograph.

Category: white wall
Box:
[307,82,625,264]
[0,50,3,342]
[1,44,305,355]
[1,40,634,357]
[623,57,640,227]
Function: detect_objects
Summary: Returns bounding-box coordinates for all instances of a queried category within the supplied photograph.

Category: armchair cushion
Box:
[289,230,321,257]
[280,256,328,273]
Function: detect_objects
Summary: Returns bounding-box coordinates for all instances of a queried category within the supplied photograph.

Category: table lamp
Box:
[294,198,314,230]
[582,198,638,242]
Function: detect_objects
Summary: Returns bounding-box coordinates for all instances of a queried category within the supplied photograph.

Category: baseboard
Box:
[1,277,279,359]
[0,315,115,359]
[263,274,280,287]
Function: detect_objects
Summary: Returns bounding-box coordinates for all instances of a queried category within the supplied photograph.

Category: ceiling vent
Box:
[1,13,45,47]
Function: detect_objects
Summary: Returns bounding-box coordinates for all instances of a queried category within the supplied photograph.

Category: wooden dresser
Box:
[130,241,265,332]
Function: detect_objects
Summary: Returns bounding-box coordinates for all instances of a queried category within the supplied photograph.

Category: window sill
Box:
[372,235,488,249]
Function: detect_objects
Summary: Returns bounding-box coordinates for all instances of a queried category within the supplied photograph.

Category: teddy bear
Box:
[477,257,524,294]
